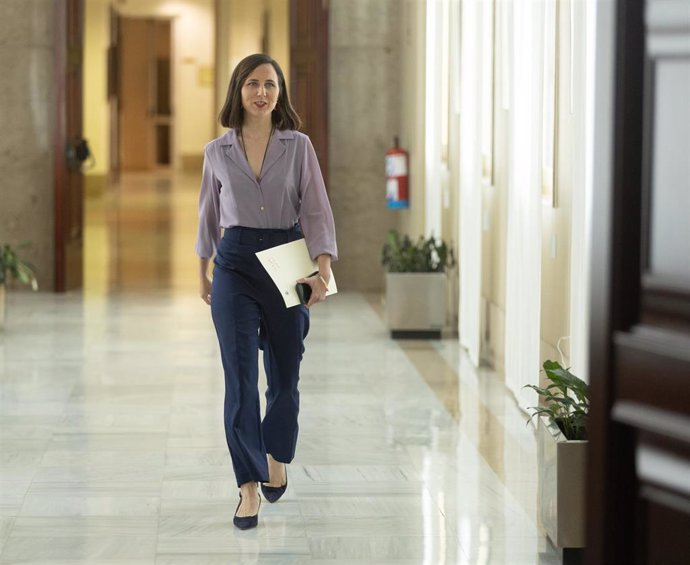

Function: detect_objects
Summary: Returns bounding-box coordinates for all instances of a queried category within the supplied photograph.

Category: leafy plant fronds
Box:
[524,360,589,441]
[1,243,38,290]
[381,229,456,273]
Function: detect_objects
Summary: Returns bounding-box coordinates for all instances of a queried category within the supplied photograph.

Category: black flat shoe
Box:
[233,493,260,530]
[261,467,288,503]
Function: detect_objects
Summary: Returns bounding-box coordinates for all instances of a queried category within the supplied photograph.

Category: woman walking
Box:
[195,54,337,530]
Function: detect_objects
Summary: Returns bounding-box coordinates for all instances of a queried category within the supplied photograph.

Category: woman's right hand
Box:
[200,275,212,305]
[199,258,212,305]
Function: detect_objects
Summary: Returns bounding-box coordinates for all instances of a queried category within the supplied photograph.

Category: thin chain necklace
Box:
[239,125,274,182]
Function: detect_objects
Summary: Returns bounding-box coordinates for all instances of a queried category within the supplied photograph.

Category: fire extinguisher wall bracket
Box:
[386,136,409,209]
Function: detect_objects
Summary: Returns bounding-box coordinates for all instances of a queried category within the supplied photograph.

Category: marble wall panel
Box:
[329,0,403,291]
[329,48,402,172]
[329,0,401,48]
[0,0,56,289]
[329,169,396,291]
[0,0,54,48]
[0,77,53,170]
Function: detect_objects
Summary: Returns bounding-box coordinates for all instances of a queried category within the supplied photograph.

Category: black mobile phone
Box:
[295,282,312,305]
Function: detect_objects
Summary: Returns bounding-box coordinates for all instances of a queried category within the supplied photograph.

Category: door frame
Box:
[586,0,690,562]
[116,15,175,172]
[54,0,85,292]
[289,0,329,189]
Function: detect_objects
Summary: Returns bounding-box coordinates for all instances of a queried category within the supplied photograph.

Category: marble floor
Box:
[0,173,561,564]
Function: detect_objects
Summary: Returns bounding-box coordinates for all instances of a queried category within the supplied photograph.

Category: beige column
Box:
[329,0,402,291]
[0,0,56,289]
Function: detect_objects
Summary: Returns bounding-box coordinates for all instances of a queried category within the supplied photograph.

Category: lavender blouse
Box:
[195,129,338,261]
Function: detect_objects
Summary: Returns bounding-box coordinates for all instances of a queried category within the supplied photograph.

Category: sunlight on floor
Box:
[0,171,562,564]
[84,172,201,297]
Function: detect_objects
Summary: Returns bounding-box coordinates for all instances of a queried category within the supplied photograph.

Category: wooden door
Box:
[289,0,329,188]
[153,20,173,167]
[119,17,154,171]
[586,1,690,564]
[108,7,120,181]
[54,0,84,291]
[117,17,173,172]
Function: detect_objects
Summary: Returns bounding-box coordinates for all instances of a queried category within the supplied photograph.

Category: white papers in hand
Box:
[255,239,337,308]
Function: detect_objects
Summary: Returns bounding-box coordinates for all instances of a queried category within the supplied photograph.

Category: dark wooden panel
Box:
[641,276,690,331]
[586,0,690,563]
[289,0,329,188]
[614,402,690,445]
[586,2,646,562]
[644,496,690,565]
[108,7,120,181]
[54,0,84,291]
[640,51,690,333]
[615,328,690,414]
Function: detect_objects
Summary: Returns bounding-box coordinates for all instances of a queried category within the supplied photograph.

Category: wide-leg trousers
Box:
[211,225,310,487]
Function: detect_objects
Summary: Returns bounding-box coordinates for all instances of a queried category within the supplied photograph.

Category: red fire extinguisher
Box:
[386,136,409,209]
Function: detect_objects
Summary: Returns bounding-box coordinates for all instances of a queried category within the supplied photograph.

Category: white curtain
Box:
[569,0,597,382]
[425,0,443,238]
[458,0,483,367]
[504,0,542,409]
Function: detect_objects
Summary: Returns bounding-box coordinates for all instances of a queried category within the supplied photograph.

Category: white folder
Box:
[255,238,337,308]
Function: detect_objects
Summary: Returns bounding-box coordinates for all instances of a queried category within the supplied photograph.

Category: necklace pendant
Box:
[240,125,275,183]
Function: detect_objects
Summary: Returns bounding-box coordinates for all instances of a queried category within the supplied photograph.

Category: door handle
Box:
[65,138,95,172]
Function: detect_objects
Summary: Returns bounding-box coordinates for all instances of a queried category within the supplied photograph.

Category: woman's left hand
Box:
[296,273,329,308]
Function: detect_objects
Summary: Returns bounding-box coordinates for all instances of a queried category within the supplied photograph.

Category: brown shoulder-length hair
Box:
[218,53,301,131]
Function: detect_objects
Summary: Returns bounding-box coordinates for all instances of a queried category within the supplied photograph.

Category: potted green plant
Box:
[381,229,455,338]
[524,360,589,553]
[0,243,38,330]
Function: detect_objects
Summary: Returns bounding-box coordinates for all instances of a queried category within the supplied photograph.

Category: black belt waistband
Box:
[224,225,302,246]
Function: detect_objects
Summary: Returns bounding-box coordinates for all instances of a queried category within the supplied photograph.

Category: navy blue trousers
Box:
[211,225,310,487]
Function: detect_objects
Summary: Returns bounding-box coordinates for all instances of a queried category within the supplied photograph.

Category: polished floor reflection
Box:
[0,173,561,564]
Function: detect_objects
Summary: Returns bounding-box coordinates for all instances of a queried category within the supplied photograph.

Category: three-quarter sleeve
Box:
[298,137,338,261]
[195,147,222,259]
